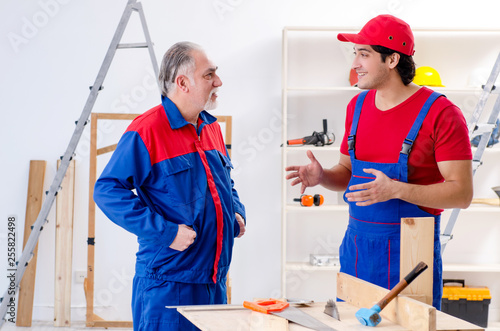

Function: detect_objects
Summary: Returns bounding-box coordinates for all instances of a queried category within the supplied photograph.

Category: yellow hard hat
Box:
[413,66,445,87]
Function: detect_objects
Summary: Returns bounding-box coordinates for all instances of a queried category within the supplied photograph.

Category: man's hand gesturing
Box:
[285,150,323,194]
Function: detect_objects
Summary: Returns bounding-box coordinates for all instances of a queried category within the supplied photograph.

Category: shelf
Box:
[286,205,347,212]
[285,262,340,272]
[286,262,500,273]
[285,86,490,93]
[463,205,500,212]
[284,146,340,152]
[286,86,359,92]
[283,26,500,33]
[443,263,500,273]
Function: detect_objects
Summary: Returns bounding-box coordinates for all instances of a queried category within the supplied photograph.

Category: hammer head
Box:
[355,304,382,327]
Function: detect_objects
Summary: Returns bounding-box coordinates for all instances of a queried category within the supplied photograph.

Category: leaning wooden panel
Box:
[16,160,46,327]
[217,115,232,157]
[86,113,99,326]
[86,113,234,325]
[337,272,436,331]
[54,159,76,327]
[400,217,434,305]
[86,113,140,327]
[215,115,233,302]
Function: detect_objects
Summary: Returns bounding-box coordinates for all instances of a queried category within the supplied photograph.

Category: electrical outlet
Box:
[75,271,86,283]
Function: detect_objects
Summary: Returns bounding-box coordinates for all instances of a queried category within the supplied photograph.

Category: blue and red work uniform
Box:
[339,88,471,309]
[94,96,246,330]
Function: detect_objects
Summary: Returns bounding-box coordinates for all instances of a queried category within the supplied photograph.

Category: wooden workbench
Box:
[177,302,483,331]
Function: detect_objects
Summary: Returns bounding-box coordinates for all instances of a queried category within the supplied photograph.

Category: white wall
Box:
[1,0,500,323]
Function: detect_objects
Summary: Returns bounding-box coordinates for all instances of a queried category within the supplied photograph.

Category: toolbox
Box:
[441,279,491,328]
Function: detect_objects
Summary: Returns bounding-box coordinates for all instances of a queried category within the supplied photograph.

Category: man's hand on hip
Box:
[235,213,246,238]
[170,224,196,251]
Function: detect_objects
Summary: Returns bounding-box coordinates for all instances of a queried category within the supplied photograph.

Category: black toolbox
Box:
[441,279,491,328]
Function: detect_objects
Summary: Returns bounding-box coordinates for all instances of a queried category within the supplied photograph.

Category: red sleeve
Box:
[432,102,472,162]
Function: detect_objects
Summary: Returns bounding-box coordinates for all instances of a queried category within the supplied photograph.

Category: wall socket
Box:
[75,271,86,283]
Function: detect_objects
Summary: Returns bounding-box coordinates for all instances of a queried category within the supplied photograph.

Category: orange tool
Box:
[243,299,335,330]
[294,194,324,207]
[287,119,335,147]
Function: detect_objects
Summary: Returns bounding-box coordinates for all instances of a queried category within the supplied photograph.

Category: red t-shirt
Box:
[340,87,472,215]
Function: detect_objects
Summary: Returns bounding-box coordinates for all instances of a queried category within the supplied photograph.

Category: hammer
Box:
[355,261,428,327]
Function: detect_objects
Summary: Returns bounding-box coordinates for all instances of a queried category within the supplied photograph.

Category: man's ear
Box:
[176,75,190,93]
[387,53,400,69]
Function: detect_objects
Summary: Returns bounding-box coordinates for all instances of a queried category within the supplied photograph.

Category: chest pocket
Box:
[216,151,233,183]
[161,155,203,206]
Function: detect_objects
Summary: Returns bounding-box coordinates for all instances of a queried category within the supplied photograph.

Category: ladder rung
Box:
[117,42,149,49]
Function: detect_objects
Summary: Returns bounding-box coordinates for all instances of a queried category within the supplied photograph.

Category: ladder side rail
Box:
[442,78,500,254]
[134,2,161,93]
[0,0,142,324]
[467,53,500,136]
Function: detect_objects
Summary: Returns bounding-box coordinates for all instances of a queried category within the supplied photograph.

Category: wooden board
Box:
[337,272,483,331]
[177,305,288,331]
[337,272,436,331]
[400,217,434,305]
[16,160,46,327]
[54,159,75,327]
[177,301,483,331]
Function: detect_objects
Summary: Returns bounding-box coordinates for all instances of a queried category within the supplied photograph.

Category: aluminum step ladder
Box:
[0,0,160,325]
[441,52,500,253]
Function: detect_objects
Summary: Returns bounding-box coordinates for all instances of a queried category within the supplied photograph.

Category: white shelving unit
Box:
[281,26,500,303]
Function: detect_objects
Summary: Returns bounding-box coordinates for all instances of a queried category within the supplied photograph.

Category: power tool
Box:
[294,194,324,207]
[287,119,335,146]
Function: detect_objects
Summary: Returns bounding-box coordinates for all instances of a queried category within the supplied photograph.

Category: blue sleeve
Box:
[93,131,178,246]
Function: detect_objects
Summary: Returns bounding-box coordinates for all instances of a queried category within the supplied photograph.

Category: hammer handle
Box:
[376,261,428,310]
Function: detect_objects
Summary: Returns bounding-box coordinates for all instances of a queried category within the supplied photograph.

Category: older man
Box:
[94,42,246,331]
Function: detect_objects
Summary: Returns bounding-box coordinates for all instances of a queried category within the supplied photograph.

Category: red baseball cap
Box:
[337,15,415,56]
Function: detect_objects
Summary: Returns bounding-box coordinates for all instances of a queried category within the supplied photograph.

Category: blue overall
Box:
[340,90,443,309]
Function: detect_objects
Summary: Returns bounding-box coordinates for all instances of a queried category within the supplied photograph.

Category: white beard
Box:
[204,89,218,110]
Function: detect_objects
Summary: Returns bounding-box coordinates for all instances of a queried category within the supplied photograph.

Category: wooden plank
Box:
[177,306,288,331]
[178,301,482,331]
[86,113,98,326]
[217,115,232,301]
[97,143,118,156]
[91,320,134,328]
[16,160,47,327]
[96,113,140,120]
[54,159,75,327]
[400,217,434,305]
[249,312,288,331]
[337,272,436,331]
[218,115,232,157]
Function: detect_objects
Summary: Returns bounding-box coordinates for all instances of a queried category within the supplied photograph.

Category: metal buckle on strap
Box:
[400,138,413,155]
[347,135,355,151]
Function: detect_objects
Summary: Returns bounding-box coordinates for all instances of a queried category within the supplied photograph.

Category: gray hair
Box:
[158,41,203,97]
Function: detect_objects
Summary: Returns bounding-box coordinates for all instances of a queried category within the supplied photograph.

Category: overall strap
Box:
[400,92,443,156]
[398,91,443,181]
[347,90,369,153]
